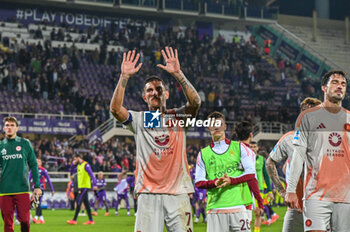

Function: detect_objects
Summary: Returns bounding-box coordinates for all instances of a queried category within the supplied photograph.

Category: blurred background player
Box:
[194,185,207,224]
[0,116,42,232]
[126,173,137,216]
[110,47,200,232]
[66,175,75,211]
[189,165,197,215]
[234,121,265,232]
[70,161,86,216]
[266,97,321,232]
[92,171,109,216]
[29,158,55,224]
[286,71,350,232]
[66,153,97,225]
[256,149,277,227]
[195,112,258,232]
[114,171,130,216]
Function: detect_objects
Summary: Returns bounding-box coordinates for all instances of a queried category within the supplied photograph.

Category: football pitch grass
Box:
[4,207,288,231]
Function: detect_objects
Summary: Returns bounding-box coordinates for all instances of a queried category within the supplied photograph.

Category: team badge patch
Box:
[344,123,350,132]
[16,146,21,151]
[328,132,342,147]
[305,219,312,227]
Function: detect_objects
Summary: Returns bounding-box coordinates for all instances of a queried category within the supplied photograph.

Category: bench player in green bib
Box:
[195,112,262,232]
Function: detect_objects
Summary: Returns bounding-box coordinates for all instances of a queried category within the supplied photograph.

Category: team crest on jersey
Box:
[154,134,170,146]
[328,132,342,147]
[344,123,350,132]
[1,149,6,155]
[305,219,312,227]
[16,146,21,151]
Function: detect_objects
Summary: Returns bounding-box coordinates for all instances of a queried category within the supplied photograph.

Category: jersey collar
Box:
[210,138,230,148]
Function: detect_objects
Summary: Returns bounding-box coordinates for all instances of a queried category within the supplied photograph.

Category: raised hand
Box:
[121,50,142,78]
[157,46,180,75]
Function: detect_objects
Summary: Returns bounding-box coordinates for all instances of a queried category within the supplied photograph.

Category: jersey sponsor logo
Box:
[344,123,350,132]
[316,123,326,129]
[1,148,6,155]
[16,146,21,151]
[212,162,244,179]
[305,219,312,227]
[328,132,342,147]
[152,147,174,157]
[2,153,23,160]
[143,110,161,128]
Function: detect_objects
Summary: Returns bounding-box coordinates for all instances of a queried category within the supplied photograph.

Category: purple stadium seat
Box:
[60,200,67,209]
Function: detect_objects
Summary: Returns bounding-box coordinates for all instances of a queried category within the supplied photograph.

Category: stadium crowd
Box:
[29,137,136,174]
[1,18,347,179]
[2,18,344,129]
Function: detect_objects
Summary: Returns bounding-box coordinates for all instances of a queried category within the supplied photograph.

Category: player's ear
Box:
[165,90,169,100]
[249,132,253,139]
[142,94,147,102]
[321,85,326,93]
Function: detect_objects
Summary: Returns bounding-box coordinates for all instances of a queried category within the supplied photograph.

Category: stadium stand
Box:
[1,19,306,125]
[0,1,348,213]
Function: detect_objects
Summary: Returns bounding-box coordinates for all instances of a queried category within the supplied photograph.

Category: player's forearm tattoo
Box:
[266,159,285,193]
[175,72,201,108]
[121,78,128,88]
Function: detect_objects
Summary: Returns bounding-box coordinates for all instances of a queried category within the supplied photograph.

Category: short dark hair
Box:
[321,70,347,86]
[143,76,168,91]
[250,141,257,145]
[3,116,18,127]
[74,153,82,158]
[207,111,225,123]
[235,121,253,141]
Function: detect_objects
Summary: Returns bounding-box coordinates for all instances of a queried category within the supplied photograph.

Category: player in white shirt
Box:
[285,71,350,232]
[266,97,321,232]
[110,47,201,232]
[114,172,130,216]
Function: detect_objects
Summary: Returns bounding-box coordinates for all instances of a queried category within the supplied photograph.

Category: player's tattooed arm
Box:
[157,46,201,117]
[110,50,142,122]
[174,71,201,117]
[266,157,286,197]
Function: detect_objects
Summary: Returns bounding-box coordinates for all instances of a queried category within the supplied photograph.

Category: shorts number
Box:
[240,219,250,230]
[185,212,191,226]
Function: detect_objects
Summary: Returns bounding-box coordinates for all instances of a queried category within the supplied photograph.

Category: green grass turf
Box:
[2,206,288,232]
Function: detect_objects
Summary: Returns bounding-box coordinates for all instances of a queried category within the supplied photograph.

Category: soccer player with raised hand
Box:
[110,46,201,232]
